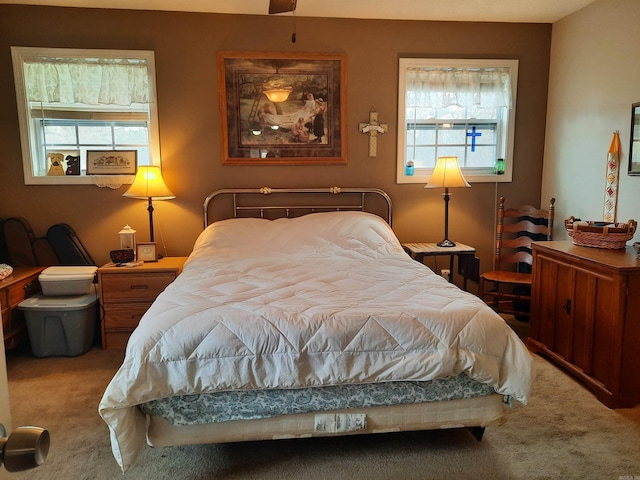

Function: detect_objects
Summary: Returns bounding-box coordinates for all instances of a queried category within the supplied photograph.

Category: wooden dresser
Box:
[98,257,187,350]
[0,266,45,351]
[528,241,640,408]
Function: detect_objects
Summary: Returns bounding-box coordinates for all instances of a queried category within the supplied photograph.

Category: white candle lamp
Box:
[119,224,137,250]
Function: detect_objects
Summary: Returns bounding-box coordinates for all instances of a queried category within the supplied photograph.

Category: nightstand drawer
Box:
[101,273,176,302]
[103,331,132,350]
[103,305,149,329]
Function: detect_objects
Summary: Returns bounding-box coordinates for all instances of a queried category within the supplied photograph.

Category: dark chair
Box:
[479,196,555,319]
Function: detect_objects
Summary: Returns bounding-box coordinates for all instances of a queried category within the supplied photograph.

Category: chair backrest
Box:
[493,196,556,273]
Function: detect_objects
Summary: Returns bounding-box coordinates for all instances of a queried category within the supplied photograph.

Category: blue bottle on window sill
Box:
[405,161,415,176]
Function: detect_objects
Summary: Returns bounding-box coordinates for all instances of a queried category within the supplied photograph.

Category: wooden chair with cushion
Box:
[479,196,555,319]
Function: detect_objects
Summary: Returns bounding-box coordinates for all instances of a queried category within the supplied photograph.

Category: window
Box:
[11,47,161,185]
[397,58,518,184]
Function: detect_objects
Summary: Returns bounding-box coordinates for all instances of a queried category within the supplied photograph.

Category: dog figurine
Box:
[47,153,65,176]
[65,155,80,175]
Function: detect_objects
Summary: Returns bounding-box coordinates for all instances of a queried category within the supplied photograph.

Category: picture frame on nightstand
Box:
[136,242,157,262]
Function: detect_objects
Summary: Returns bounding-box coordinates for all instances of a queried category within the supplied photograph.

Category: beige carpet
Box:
[5,320,640,480]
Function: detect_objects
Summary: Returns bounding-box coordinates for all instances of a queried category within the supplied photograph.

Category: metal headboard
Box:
[203,187,392,228]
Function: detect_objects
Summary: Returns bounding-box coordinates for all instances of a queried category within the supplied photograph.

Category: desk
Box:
[0,266,45,351]
[403,242,479,290]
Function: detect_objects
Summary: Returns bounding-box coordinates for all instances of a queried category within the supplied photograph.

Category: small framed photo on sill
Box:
[86,150,137,175]
[136,242,158,262]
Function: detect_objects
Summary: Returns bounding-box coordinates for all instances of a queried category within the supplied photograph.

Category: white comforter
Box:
[99,211,535,471]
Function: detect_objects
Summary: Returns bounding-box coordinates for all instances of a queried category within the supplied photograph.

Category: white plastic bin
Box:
[38,266,97,296]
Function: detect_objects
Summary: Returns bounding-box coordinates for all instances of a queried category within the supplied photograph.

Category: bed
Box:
[99,187,535,473]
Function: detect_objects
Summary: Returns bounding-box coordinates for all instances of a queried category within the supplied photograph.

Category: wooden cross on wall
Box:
[359,107,388,157]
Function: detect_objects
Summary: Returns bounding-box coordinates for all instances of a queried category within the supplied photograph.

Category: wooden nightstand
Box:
[402,242,479,290]
[0,266,45,351]
[97,257,187,350]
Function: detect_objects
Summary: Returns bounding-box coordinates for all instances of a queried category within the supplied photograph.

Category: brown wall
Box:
[0,5,551,287]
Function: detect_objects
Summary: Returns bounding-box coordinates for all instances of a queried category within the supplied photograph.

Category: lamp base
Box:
[437,239,456,248]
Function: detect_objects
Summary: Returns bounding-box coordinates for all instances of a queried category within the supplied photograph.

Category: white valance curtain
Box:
[24,58,150,106]
[405,67,512,109]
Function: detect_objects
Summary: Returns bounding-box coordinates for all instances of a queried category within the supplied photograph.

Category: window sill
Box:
[397,172,513,184]
[24,174,135,187]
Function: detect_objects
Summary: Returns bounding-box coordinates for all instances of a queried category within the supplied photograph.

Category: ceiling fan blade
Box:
[269,0,297,14]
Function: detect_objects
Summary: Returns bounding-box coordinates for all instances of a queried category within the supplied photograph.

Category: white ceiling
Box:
[0,0,598,23]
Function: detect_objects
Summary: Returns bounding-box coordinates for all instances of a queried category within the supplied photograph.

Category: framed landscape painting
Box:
[217,51,347,165]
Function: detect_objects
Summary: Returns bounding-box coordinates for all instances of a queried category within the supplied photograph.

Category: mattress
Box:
[141,374,497,425]
[99,211,535,472]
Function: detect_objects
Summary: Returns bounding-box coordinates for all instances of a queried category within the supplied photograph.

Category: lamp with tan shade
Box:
[122,166,175,243]
[424,156,471,247]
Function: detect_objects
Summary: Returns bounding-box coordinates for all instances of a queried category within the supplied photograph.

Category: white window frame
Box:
[11,46,161,185]
[397,58,519,184]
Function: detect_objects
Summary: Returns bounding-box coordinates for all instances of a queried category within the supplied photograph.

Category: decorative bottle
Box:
[493,158,505,175]
[405,160,415,176]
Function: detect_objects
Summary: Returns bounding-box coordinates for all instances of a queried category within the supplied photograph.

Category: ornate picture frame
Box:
[217,51,347,165]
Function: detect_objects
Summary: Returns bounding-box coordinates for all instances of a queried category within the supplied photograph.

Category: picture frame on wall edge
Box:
[628,102,640,175]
